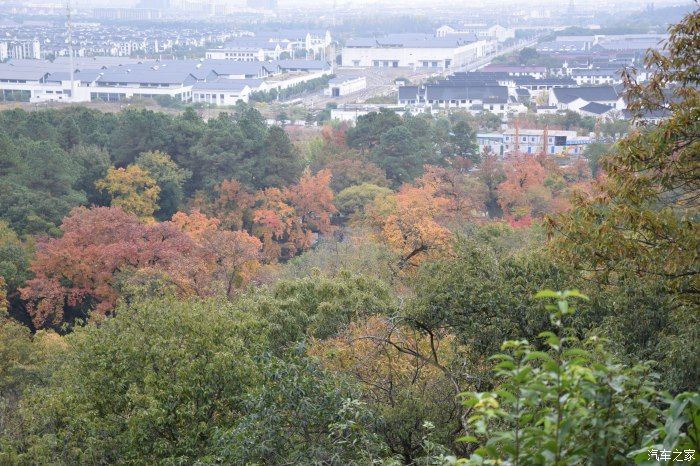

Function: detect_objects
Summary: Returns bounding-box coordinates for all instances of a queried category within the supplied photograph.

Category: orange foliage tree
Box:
[310,315,462,401]
[497,155,548,226]
[252,188,290,260]
[191,179,255,231]
[417,165,488,220]
[200,230,262,297]
[170,209,221,241]
[247,170,338,261]
[497,154,589,226]
[22,207,267,327]
[252,187,311,261]
[370,182,453,268]
[190,171,338,262]
[287,169,337,235]
[320,123,349,148]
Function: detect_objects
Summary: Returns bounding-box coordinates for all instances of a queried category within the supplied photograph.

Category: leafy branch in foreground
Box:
[449,290,697,466]
[548,8,699,304]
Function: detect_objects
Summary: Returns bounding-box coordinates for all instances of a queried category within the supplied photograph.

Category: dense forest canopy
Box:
[0,9,698,466]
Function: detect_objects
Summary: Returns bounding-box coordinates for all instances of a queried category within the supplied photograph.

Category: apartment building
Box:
[476,129,592,157]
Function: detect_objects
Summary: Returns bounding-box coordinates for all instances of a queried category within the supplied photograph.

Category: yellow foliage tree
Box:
[96,166,161,221]
[0,277,7,315]
[310,315,471,462]
[310,315,461,397]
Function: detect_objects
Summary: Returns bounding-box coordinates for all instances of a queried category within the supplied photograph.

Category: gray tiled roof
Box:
[192,80,252,91]
[398,86,419,100]
[97,65,197,84]
[621,108,672,120]
[553,86,619,103]
[0,68,49,81]
[481,65,546,73]
[580,102,614,114]
[328,76,363,84]
[45,69,102,83]
[513,76,576,86]
[345,37,380,48]
[271,59,329,71]
[52,56,147,68]
[203,60,272,76]
[426,85,508,102]
[0,57,324,89]
[5,59,71,74]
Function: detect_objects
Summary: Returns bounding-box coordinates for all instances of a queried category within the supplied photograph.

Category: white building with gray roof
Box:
[398,81,525,117]
[549,86,624,113]
[341,33,494,70]
[0,57,329,105]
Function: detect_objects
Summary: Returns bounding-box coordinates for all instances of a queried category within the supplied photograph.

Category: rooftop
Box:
[192,79,258,91]
[425,85,508,102]
[480,65,547,73]
[553,86,619,103]
[271,59,330,70]
[580,102,616,114]
[398,86,419,100]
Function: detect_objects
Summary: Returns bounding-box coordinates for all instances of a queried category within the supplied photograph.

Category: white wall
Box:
[331,106,425,123]
[206,49,262,61]
[3,80,194,104]
[574,75,618,85]
[259,68,330,92]
[0,81,86,103]
[192,87,250,105]
[325,77,366,96]
[502,130,588,155]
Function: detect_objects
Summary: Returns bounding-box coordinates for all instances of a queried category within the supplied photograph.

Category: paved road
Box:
[303,67,432,108]
[446,37,541,74]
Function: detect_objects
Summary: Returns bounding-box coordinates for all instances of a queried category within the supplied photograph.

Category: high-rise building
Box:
[32,40,41,60]
[4,40,42,60]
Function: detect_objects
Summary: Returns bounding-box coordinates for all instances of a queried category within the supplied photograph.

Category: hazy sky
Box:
[52,0,684,6]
